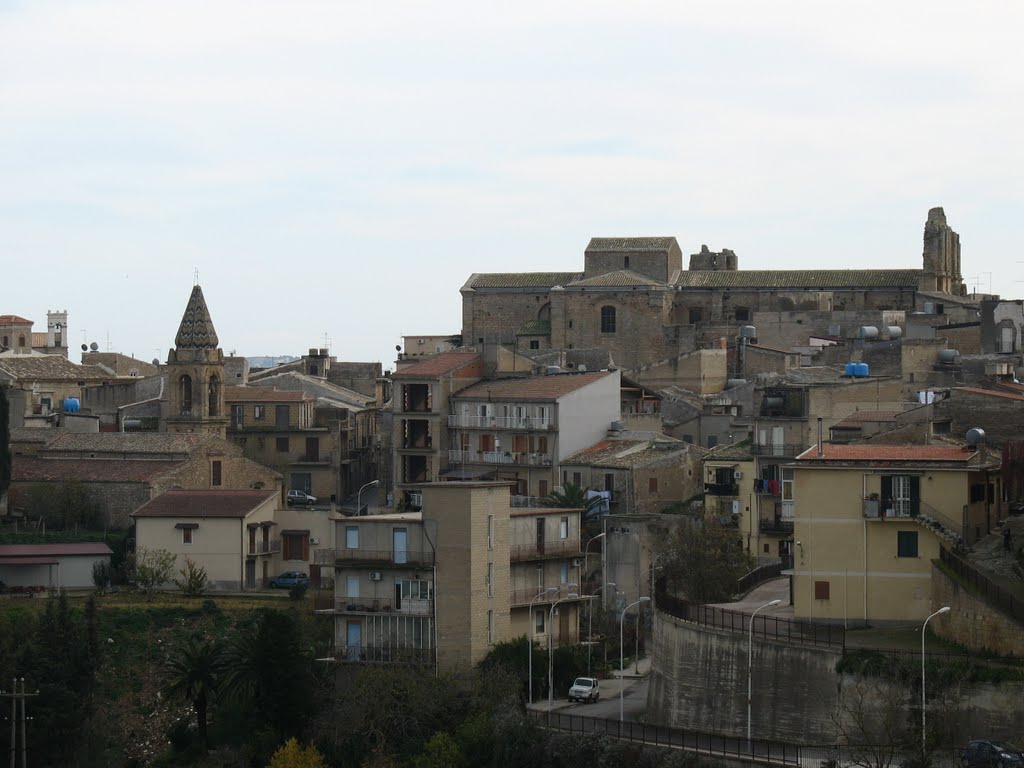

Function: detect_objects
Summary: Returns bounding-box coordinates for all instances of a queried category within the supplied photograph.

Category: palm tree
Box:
[161,635,222,749]
[542,482,604,518]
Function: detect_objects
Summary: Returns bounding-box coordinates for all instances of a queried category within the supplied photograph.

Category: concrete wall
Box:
[629,348,728,395]
[931,563,1024,656]
[0,554,108,589]
[556,370,622,459]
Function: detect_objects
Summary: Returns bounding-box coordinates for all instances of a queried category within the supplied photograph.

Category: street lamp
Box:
[649,549,676,602]
[356,479,379,516]
[528,587,558,704]
[548,585,579,711]
[921,606,950,755]
[584,532,606,582]
[620,596,650,722]
[587,582,617,676]
[747,599,781,742]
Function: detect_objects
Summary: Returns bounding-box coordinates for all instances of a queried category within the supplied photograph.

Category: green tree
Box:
[162,635,222,749]
[267,738,328,768]
[542,483,604,518]
[413,732,465,768]
[0,385,10,501]
[131,546,177,600]
[661,517,754,603]
[174,557,210,597]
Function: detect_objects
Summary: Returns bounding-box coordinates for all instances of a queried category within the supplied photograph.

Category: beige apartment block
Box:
[791,443,1001,624]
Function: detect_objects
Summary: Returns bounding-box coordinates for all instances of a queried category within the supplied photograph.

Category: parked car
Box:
[286,490,317,507]
[268,571,309,589]
[963,741,1024,768]
[568,676,600,703]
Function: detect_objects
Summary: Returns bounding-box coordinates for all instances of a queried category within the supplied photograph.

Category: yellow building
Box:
[792,443,1001,624]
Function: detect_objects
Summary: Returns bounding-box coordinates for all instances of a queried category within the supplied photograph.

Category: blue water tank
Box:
[63,397,80,413]
[844,362,856,377]
[855,363,869,377]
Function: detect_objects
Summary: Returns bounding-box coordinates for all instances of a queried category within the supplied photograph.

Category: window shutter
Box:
[880,475,893,511]
[909,476,921,518]
[302,535,310,561]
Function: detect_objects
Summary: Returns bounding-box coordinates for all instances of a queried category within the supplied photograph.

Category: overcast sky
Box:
[3,2,1022,368]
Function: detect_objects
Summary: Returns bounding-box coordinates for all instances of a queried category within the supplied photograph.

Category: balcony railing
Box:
[758,519,794,534]
[448,415,552,430]
[705,483,739,496]
[750,443,806,457]
[318,548,435,567]
[449,450,552,466]
[331,596,434,615]
[510,587,586,607]
[335,645,434,664]
[510,540,581,562]
[511,495,548,508]
[249,539,281,555]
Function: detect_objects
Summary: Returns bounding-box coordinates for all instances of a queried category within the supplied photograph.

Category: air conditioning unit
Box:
[369,571,382,581]
[733,470,744,480]
[571,558,584,567]
[309,537,320,546]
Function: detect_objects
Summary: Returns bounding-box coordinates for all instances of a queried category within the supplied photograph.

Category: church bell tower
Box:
[166,285,229,437]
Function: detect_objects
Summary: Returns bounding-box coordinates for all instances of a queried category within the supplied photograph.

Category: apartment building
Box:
[448,370,621,500]
[792,442,1001,624]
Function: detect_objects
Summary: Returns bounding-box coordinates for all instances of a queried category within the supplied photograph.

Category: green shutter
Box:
[909,476,921,518]
[881,475,893,514]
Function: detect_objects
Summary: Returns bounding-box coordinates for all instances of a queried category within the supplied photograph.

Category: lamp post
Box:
[921,606,950,755]
[548,585,579,711]
[587,582,617,676]
[356,479,379,516]
[620,596,650,722]
[747,599,781,743]
[584,532,606,582]
[528,587,558,704]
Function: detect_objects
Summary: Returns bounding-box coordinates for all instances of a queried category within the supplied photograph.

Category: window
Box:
[538,479,549,497]
[182,528,193,545]
[232,404,244,429]
[487,563,493,596]
[604,473,614,493]
[179,375,193,415]
[400,579,430,599]
[283,532,309,561]
[211,460,222,487]
[254,405,266,420]
[814,580,830,600]
[560,562,569,583]
[572,472,582,486]
[487,610,494,644]
[600,306,616,333]
[529,340,539,350]
[487,514,494,550]
[559,516,569,539]
[688,308,703,324]
[897,531,919,558]
[536,562,544,588]
[208,375,220,417]
[649,477,659,493]
[735,307,751,322]
[781,468,794,501]
[537,435,548,453]
[624,256,630,269]
[17,335,26,348]
[345,526,359,549]
[881,475,919,518]
[276,437,289,453]
[535,608,545,633]
[707,435,718,449]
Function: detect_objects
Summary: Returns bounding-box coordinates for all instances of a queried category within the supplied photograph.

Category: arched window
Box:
[180,375,193,415]
[600,306,616,334]
[208,375,220,417]
[17,335,26,348]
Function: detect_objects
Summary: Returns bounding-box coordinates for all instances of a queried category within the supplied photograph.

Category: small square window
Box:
[254,405,266,420]
[814,580,830,600]
[345,526,359,549]
[649,477,658,493]
[535,608,545,633]
[529,340,540,350]
[182,528,193,545]
[897,531,919,558]
[276,437,289,453]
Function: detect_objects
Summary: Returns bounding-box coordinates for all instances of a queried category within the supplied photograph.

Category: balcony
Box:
[318,548,435,568]
[705,483,739,496]
[448,415,552,430]
[335,645,434,665]
[510,540,581,562]
[750,443,806,457]
[510,587,586,607]
[759,518,794,535]
[249,539,281,556]
[448,449,551,466]
[402,436,433,450]
[511,495,548,508]
[330,596,433,615]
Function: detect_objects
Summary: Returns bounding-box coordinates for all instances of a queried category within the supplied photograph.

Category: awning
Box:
[280,529,310,535]
[0,558,60,565]
[174,523,199,530]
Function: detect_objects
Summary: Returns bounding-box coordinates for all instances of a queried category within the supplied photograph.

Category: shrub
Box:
[174,558,209,597]
[91,560,112,593]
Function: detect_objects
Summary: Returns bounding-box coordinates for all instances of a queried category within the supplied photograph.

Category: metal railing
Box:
[334,644,434,665]
[939,546,1024,622]
[510,540,581,562]
[449,450,551,466]
[510,587,585,606]
[758,518,794,534]
[249,539,281,555]
[328,596,433,615]
[511,495,548,508]
[315,548,435,567]
[527,711,963,768]
[656,587,845,649]
[448,415,552,430]
[750,443,806,457]
[736,561,783,595]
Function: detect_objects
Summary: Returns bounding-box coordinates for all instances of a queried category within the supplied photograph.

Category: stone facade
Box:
[931,563,1024,656]
[166,285,229,437]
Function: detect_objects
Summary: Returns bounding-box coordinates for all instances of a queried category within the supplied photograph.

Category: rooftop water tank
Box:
[844,362,857,377]
[858,326,879,340]
[923,302,936,314]
[726,379,747,389]
[545,366,562,375]
[854,362,869,377]
[63,397,80,413]
[739,325,757,339]
[886,326,903,340]
[938,349,961,364]
[966,427,986,446]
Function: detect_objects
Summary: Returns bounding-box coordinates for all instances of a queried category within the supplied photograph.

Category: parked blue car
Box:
[268,571,309,589]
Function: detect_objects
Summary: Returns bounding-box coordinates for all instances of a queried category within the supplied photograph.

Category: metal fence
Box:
[736,561,783,595]
[939,545,1024,622]
[528,710,963,768]
[656,589,845,649]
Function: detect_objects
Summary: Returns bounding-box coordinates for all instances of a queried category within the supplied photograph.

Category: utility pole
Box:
[1,678,38,768]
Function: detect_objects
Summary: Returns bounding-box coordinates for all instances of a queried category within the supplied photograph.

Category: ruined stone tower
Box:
[921,207,964,295]
[166,285,228,437]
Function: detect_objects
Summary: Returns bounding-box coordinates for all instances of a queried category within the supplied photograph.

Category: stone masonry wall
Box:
[931,562,1024,657]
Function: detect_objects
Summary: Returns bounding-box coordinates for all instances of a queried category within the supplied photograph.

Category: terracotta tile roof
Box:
[0,355,109,381]
[9,427,65,444]
[42,432,212,455]
[12,456,183,483]
[996,382,1024,394]
[797,444,975,462]
[585,237,678,252]
[954,387,1024,402]
[675,269,922,289]
[463,272,583,290]
[224,386,309,403]
[704,441,756,461]
[0,315,32,325]
[562,438,692,468]
[392,351,483,378]
[0,543,113,558]
[568,270,666,288]
[453,371,612,401]
[748,343,793,354]
[133,489,278,518]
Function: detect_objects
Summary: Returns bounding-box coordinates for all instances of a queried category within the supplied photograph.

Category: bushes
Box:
[174,558,209,597]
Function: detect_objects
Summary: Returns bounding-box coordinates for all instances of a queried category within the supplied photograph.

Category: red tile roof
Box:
[392,351,483,378]
[454,371,612,401]
[0,543,113,558]
[0,315,32,325]
[955,387,1024,402]
[224,386,309,402]
[797,444,975,462]
[133,489,277,518]
[12,456,184,483]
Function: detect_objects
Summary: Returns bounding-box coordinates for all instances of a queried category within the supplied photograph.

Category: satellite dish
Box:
[395,345,402,352]
[966,428,986,447]
[81,344,88,351]
[89,341,99,351]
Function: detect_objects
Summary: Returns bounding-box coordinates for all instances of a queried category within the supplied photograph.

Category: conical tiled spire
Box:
[174,285,220,349]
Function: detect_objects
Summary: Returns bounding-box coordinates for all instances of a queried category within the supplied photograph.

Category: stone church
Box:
[460,207,966,371]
